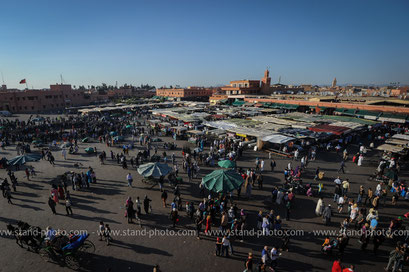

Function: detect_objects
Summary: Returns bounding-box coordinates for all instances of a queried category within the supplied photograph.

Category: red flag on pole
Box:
[19,79,26,84]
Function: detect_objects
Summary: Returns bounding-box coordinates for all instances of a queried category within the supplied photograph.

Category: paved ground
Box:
[0,114,408,272]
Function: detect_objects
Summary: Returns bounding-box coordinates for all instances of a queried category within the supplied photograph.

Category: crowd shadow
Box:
[81,253,155,272]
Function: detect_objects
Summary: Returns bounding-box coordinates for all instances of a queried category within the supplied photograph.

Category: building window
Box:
[17,98,20,101]
[31,106,34,110]
[22,97,25,100]
[43,105,46,109]
[24,106,27,109]
[10,98,13,100]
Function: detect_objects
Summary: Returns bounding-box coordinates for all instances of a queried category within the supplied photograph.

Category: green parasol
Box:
[201,169,244,193]
[137,162,172,178]
[7,153,42,166]
[217,160,236,168]
[85,147,95,154]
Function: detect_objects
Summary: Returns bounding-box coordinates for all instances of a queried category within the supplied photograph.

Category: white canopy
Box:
[208,129,226,135]
[377,144,405,153]
[392,134,409,141]
[386,138,409,146]
[262,134,295,144]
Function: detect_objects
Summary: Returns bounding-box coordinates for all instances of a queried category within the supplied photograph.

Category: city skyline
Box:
[1,0,409,89]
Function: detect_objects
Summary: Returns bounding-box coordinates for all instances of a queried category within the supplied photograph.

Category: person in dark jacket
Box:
[48,197,57,214]
[323,204,332,226]
[143,195,152,214]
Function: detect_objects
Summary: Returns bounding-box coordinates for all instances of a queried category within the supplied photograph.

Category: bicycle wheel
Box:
[64,254,80,271]
[39,248,53,263]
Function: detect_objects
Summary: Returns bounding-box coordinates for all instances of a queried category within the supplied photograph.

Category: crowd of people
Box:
[1,110,409,271]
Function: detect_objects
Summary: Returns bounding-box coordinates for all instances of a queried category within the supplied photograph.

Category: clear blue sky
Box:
[1,0,408,89]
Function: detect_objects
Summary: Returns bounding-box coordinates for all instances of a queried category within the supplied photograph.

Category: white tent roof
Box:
[386,138,409,146]
[262,134,295,144]
[392,134,409,141]
[377,144,406,153]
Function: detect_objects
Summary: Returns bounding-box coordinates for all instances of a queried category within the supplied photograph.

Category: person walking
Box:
[270,247,279,268]
[260,159,265,172]
[385,244,404,272]
[104,224,112,245]
[342,179,350,196]
[5,189,13,204]
[270,159,276,172]
[215,237,222,256]
[294,149,299,161]
[338,160,346,174]
[98,221,105,241]
[48,196,56,214]
[195,216,203,239]
[323,204,332,226]
[126,197,135,223]
[357,154,364,166]
[315,197,324,216]
[161,190,168,207]
[62,149,67,160]
[338,195,345,213]
[244,253,253,272]
[126,173,133,187]
[143,195,152,214]
[221,235,230,257]
[365,188,373,206]
[25,168,30,181]
[357,185,365,205]
[170,208,178,228]
[65,198,73,216]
